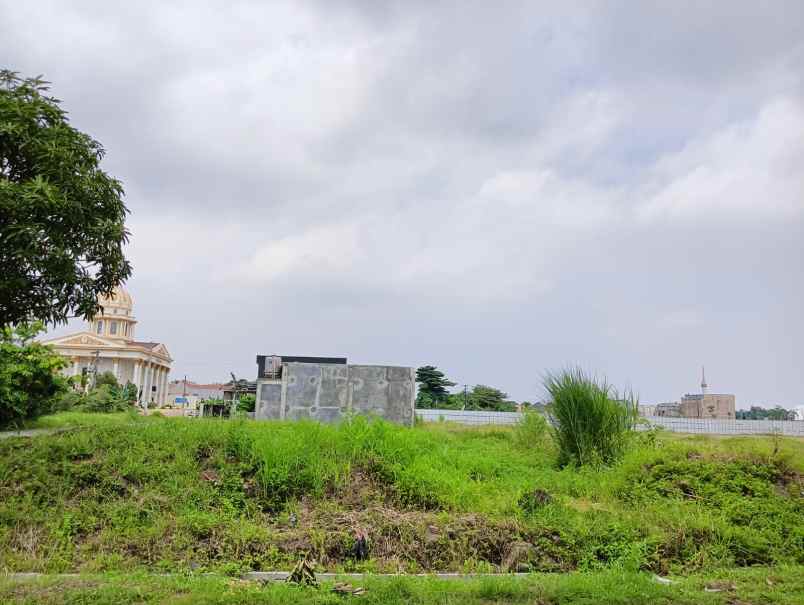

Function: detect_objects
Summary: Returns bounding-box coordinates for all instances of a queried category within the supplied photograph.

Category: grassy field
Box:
[0,412,802,586]
[3,566,804,605]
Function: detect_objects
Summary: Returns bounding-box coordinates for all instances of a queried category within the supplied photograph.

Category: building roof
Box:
[132,341,159,350]
[98,286,133,312]
[169,381,225,389]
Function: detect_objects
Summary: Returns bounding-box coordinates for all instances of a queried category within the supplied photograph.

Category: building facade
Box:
[43,287,172,406]
[679,393,736,419]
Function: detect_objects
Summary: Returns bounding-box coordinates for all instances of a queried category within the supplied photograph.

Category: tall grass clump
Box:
[545,368,637,467]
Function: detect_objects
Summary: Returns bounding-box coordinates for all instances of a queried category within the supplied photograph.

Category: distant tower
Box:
[700,366,708,395]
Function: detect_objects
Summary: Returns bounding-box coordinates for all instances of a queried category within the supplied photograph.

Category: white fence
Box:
[416,409,804,436]
[417,409,522,426]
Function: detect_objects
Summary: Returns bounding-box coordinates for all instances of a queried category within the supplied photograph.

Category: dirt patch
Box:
[268,503,571,572]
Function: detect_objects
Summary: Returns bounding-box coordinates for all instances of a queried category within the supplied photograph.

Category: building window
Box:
[96,320,103,334]
[110,321,118,335]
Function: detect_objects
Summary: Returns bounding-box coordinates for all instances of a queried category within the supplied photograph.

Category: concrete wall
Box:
[255,363,415,426]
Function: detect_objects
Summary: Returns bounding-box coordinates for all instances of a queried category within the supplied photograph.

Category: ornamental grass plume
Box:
[545,368,637,467]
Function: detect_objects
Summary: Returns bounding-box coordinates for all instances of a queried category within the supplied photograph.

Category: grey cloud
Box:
[2,0,803,405]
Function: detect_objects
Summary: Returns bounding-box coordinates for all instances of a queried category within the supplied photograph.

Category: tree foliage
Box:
[95,371,119,388]
[237,393,256,413]
[465,384,514,411]
[415,365,456,407]
[736,406,796,421]
[0,70,132,327]
[0,321,67,428]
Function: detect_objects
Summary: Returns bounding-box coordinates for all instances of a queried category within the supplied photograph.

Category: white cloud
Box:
[638,98,804,222]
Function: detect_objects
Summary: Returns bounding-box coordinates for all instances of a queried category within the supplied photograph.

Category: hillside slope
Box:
[1,413,802,575]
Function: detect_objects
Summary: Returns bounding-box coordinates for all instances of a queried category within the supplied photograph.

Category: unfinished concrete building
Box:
[254,355,415,426]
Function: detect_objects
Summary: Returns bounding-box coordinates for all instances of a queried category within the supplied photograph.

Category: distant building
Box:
[680,393,735,419]
[677,367,735,419]
[638,404,657,417]
[223,381,257,402]
[43,287,172,407]
[167,380,225,408]
[655,402,681,417]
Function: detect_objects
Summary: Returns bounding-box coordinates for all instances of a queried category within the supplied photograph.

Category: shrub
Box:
[237,394,256,413]
[545,368,637,467]
[95,371,119,388]
[77,384,133,413]
[514,409,548,447]
[0,322,68,428]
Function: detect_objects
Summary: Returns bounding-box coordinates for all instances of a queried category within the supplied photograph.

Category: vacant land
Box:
[0,412,802,602]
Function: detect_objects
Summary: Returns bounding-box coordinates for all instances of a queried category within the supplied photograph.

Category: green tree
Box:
[0,71,131,327]
[736,405,795,421]
[467,384,516,411]
[0,322,67,428]
[95,371,119,388]
[415,365,456,408]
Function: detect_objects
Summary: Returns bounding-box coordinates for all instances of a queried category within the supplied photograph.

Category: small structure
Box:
[43,286,172,406]
[223,380,257,402]
[254,355,415,426]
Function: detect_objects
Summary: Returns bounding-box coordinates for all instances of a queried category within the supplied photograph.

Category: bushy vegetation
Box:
[0,413,801,577]
[237,394,257,413]
[0,322,68,428]
[49,374,137,416]
[736,405,797,420]
[545,368,638,467]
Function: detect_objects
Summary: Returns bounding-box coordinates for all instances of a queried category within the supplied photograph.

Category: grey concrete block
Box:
[255,362,414,426]
[256,382,282,420]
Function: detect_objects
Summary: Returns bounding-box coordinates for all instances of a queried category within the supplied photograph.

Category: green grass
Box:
[21,410,136,430]
[2,566,803,604]
[0,413,802,578]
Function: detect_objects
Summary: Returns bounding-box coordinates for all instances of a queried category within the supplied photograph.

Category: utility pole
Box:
[462,384,469,411]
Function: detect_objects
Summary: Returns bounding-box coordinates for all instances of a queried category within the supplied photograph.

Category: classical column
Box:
[160,368,168,406]
[140,362,149,406]
[144,362,153,406]
[72,358,80,376]
[153,366,161,406]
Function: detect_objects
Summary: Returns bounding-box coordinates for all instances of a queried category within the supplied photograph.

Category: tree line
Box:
[415,365,538,412]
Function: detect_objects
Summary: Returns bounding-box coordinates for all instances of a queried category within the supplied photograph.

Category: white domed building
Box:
[44,286,172,407]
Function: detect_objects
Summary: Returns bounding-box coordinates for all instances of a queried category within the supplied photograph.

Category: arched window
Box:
[96,320,104,334]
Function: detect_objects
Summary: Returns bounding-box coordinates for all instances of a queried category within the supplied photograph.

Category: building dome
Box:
[98,286,134,317]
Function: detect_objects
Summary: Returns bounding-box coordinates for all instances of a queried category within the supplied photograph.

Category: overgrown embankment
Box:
[0,413,802,575]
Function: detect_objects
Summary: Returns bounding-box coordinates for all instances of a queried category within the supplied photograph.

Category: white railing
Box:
[416,409,804,436]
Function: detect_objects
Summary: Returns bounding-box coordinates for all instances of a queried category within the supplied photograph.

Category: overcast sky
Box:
[3,1,803,406]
